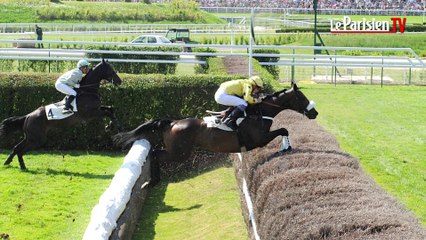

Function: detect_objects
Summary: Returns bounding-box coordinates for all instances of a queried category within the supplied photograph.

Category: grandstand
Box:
[84,0,424,10]
[197,0,424,10]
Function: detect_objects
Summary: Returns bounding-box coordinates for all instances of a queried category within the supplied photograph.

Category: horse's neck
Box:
[246,100,280,118]
[80,72,101,93]
[260,93,293,117]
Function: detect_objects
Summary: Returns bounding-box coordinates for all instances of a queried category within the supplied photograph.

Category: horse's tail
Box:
[113,118,173,149]
[0,116,26,139]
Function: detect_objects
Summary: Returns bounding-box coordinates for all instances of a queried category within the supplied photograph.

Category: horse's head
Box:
[269,83,318,119]
[80,59,122,88]
[96,59,122,86]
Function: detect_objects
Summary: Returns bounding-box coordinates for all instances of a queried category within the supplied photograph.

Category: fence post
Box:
[48,46,51,73]
[381,51,384,87]
[291,48,295,83]
[408,67,412,85]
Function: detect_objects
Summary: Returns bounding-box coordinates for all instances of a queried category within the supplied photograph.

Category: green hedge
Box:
[0,46,181,74]
[0,55,279,151]
[253,48,280,80]
[193,47,217,74]
[0,73,238,150]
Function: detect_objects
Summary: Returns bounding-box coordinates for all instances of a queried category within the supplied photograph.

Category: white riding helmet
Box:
[250,76,264,88]
[77,59,90,68]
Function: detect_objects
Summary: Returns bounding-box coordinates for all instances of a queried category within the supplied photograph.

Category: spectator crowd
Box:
[196,0,424,10]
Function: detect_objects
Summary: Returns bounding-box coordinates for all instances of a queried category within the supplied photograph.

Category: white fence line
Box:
[0,39,424,69]
[83,139,150,240]
[0,39,425,84]
[237,153,261,240]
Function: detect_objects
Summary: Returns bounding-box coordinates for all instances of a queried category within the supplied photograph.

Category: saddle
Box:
[204,108,245,132]
[45,97,78,120]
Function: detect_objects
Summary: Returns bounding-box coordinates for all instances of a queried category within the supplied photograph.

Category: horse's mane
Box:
[80,61,106,84]
[263,88,288,101]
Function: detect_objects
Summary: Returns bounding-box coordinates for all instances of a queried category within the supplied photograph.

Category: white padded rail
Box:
[237,153,261,240]
[83,139,151,240]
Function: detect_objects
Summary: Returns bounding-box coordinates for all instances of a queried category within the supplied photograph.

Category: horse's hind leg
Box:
[149,150,163,187]
[17,154,27,170]
[5,137,43,170]
[4,138,25,166]
[149,148,189,187]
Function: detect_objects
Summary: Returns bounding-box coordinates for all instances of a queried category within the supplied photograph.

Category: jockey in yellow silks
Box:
[214,76,263,130]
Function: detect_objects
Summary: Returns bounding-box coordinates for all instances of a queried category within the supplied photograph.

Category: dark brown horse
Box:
[0,59,122,170]
[113,83,318,185]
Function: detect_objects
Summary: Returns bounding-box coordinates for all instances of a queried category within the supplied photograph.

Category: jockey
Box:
[55,59,90,114]
[214,75,264,130]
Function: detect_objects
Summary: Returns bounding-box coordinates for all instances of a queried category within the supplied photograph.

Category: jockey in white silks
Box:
[214,75,264,130]
[55,59,90,114]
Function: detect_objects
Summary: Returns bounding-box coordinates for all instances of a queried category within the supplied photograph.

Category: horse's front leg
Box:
[100,106,122,132]
[249,128,291,151]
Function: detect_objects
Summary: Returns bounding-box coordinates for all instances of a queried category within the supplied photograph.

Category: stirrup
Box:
[62,108,73,114]
[224,121,237,131]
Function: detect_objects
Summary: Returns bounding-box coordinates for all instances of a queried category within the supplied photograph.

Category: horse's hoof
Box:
[280,146,292,153]
[147,178,161,188]
[105,125,112,132]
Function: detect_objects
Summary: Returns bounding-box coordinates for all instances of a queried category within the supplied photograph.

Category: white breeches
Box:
[214,88,247,107]
[55,81,76,96]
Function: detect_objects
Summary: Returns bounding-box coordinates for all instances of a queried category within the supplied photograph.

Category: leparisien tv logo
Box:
[330,16,406,33]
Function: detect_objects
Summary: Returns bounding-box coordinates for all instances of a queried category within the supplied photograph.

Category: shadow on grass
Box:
[3,165,115,179]
[133,150,232,240]
[0,150,122,179]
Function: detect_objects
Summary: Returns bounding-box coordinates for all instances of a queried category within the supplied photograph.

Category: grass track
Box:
[300,84,426,226]
[0,85,424,239]
[0,151,123,240]
[133,163,248,240]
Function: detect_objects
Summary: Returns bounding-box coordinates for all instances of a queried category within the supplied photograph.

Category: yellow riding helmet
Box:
[250,76,263,88]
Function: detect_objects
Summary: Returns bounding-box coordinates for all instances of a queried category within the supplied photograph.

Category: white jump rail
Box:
[83,139,151,240]
[237,153,261,240]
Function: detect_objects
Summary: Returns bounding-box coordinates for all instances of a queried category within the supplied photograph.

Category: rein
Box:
[262,100,281,108]
[80,82,100,88]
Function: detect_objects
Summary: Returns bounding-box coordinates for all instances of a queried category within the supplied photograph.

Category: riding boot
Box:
[62,95,76,114]
[222,107,243,130]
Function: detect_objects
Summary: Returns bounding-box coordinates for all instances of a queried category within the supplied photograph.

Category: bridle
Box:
[260,90,316,116]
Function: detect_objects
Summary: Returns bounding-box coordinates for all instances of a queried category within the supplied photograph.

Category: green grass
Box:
[0,151,123,240]
[0,0,225,24]
[133,163,247,240]
[0,150,247,239]
[0,85,424,239]
[300,84,426,226]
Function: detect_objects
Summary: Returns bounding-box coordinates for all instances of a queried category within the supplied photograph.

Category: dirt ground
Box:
[233,110,425,240]
[222,56,261,77]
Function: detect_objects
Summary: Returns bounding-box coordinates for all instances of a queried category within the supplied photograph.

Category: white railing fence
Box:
[0,39,425,85]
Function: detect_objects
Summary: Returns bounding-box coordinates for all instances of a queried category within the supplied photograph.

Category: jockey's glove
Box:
[74,84,80,89]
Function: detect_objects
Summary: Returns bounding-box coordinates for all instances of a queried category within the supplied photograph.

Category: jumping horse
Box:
[0,59,122,170]
[113,83,318,186]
